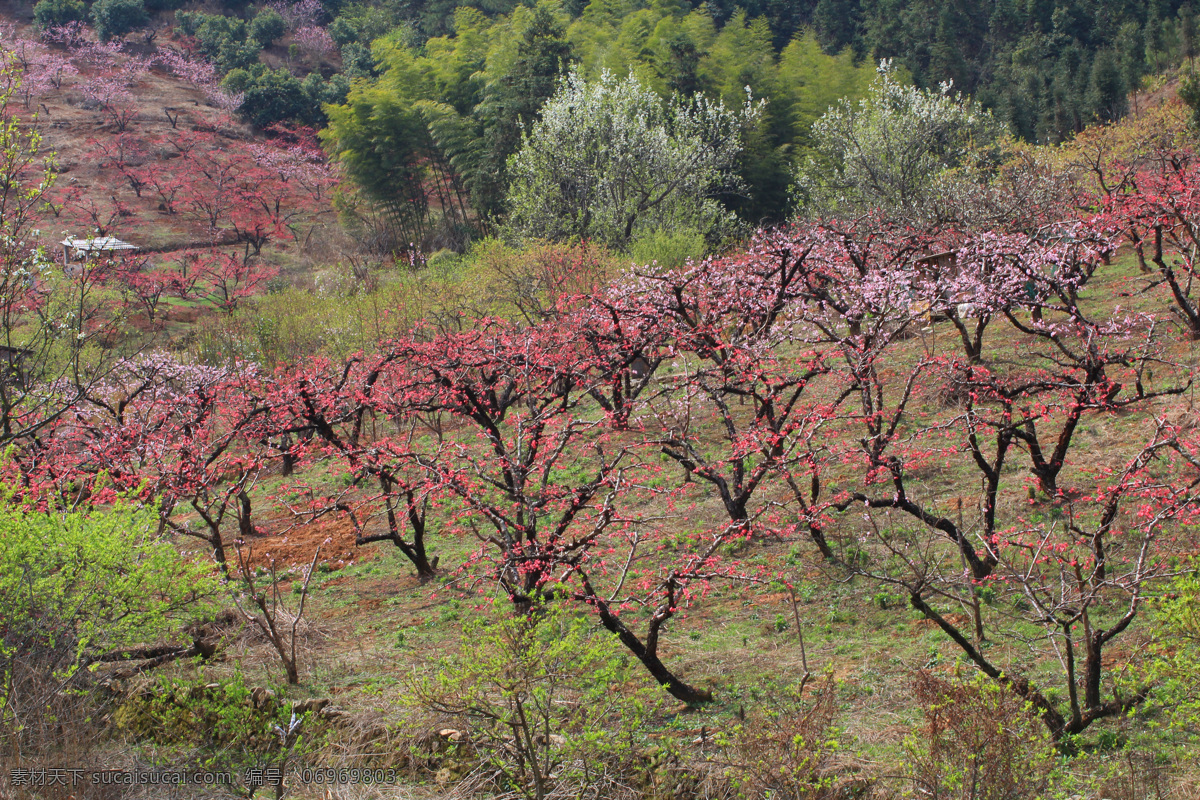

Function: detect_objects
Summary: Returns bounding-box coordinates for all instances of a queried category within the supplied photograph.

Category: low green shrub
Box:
[91,0,148,41]
[402,605,665,799]
[628,226,708,271]
[114,672,326,794]
[33,0,86,30]
[1,499,217,756]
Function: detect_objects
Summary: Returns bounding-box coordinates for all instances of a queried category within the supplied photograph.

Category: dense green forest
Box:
[388,0,1197,141]
[313,0,1199,229]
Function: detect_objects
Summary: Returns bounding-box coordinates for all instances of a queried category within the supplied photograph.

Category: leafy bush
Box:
[178,12,261,71]
[249,8,286,48]
[424,248,460,271]
[223,65,319,126]
[302,70,350,107]
[241,68,312,127]
[404,605,664,799]
[173,9,202,36]
[91,0,149,42]
[1145,569,1200,736]
[328,4,399,47]
[1181,73,1200,131]
[0,499,217,756]
[114,673,325,793]
[463,238,619,323]
[327,15,358,47]
[220,66,255,94]
[628,226,708,270]
[32,0,86,30]
[340,41,374,78]
[720,675,849,800]
[176,12,262,73]
[905,670,1055,799]
[215,36,262,73]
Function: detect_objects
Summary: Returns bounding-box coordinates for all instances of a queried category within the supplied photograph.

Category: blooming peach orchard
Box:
[9,194,1200,737]
[4,25,1200,744]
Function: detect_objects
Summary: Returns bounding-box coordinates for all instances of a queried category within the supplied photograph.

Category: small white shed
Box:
[60,236,140,262]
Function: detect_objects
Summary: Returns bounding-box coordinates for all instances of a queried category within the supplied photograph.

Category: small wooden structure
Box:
[60,236,140,262]
[915,250,958,280]
[912,249,960,323]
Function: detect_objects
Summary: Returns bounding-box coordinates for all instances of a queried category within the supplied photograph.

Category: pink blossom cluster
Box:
[268,0,325,30]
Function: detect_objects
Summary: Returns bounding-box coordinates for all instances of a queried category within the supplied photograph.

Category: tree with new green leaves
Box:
[329,2,405,48]
[1087,48,1127,123]
[323,3,889,235]
[657,29,705,95]
[813,0,861,53]
[322,40,455,247]
[340,41,375,77]
[699,11,789,221]
[776,31,875,153]
[0,500,217,756]
[507,69,760,247]
[1144,568,1200,736]
[177,12,262,73]
[795,60,1007,222]
[323,5,573,246]
[407,605,662,800]
[241,68,312,127]
[1181,3,1198,70]
[469,4,574,219]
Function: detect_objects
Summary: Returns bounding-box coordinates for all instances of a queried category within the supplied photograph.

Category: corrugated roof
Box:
[60,237,139,251]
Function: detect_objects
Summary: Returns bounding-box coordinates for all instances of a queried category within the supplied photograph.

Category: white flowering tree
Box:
[795,61,1008,222]
[506,69,761,248]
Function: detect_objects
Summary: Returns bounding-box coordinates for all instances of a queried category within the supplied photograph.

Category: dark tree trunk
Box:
[238,490,254,538]
[595,605,713,704]
[209,528,228,574]
[807,522,834,560]
[1085,631,1103,710]
[576,575,713,705]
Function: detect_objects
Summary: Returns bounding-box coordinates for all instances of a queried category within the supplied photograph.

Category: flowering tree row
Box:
[76,125,331,251]
[0,21,331,250]
[0,60,334,470]
[5,21,240,117]
[13,191,1200,734]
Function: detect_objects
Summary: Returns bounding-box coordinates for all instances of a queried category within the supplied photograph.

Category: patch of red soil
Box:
[168,306,202,323]
[239,516,375,573]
